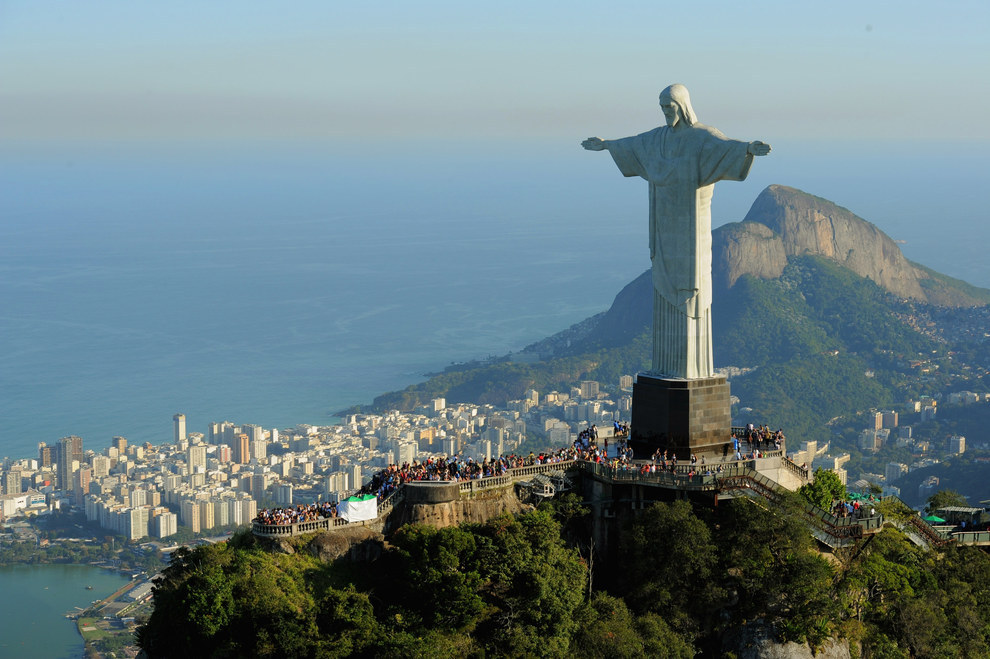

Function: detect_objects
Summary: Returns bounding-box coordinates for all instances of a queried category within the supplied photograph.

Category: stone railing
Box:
[459,474,510,494]
[252,515,356,538]
[457,460,579,496]
[781,455,810,481]
[377,486,406,517]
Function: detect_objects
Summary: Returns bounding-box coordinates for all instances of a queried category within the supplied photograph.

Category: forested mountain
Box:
[349,185,990,447]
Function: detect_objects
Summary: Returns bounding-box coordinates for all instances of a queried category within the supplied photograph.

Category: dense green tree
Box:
[634,612,697,659]
[925,488,968,513]
[569,592,695,658]
[388,523,484,629]
[839,529,922,623]
[570,592,651,658]
[620,500,721,634]
[716,497,837,644]
[313,586,381,657]
[799,468,848,510]
[469,510,587,657]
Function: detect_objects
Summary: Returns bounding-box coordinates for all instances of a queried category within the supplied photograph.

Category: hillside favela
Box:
[4,180,990,657]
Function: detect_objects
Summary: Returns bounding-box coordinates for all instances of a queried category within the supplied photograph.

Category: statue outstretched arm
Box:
[581,137,609,151]
[747,141,771,156]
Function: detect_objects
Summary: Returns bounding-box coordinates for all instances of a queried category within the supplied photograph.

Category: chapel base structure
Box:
[630,374,732,459]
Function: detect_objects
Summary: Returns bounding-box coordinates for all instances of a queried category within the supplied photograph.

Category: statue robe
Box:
[607,124,753,379]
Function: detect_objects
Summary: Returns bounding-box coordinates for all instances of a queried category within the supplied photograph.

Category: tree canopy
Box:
[139,497,990,658]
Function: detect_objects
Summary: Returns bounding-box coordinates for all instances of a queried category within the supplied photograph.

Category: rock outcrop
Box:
[262,525,386,563]
[715,184,989,307]
[722,622,851,659]
[714,220,788,290]
[736,185,925,299]
[390,485,530,531]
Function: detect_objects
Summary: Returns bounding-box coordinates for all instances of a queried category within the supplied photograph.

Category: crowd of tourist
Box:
[255,501,338,526]
[741,424,785,450]
[359,446,586,503]
[833,496,878,519]
[255,421,792,527]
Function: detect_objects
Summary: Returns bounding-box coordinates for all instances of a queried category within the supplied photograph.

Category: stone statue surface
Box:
[583,84,770,379]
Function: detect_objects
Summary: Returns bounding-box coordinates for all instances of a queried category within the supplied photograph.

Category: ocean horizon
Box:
[2,139,987,460]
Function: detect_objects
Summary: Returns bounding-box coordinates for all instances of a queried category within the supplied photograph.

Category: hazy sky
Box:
[2,1,988,145]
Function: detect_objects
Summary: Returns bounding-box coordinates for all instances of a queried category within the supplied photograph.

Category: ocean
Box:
[1,138,987,460]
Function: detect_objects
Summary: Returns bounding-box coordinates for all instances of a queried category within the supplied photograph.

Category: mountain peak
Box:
[715,185,988,306]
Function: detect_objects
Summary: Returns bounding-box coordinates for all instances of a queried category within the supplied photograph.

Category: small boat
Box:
[85,585,94,590]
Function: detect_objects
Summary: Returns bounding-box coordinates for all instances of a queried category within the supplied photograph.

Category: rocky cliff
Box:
[389,485,531,531]
[720,184,987,306]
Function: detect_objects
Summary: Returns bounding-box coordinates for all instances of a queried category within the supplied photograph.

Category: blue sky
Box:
[2,1,988,144]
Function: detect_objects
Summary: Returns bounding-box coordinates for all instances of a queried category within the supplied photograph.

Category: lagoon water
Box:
[1,139,987,460]
[0,564,130,658]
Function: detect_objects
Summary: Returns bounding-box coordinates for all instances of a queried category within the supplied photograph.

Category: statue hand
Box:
[747,141,771,156]
[582,137,607,151]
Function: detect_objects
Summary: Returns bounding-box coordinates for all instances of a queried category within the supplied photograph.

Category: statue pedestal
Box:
[630,374,732,459]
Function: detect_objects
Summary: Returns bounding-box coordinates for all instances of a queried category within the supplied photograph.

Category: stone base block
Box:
[631,374,731,459]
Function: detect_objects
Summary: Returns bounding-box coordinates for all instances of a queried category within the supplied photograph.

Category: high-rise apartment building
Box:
[180,500,201,532]
[2,469,22,495]
[199,500,215,531]
[38,442,57,468]
[251,473,269,502]
[274,484,293,506]
[111,436,128,454]
[251,439,267,462]
[213,499,230,527]
[151,511,178,539]
[187,445,207,472]
[74,467,92,505]
[349,464,363,490]
[124,507,150,541]
[173,413,186,444]
[234,434,251,464]
[91,455,111,479]
[57,436,83,492]
[580,380,600,399]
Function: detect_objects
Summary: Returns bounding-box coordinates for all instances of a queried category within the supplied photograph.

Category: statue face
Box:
[659,99,680,128]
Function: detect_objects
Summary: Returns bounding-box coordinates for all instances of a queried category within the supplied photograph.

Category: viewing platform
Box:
[251,451,817,539]
[250,430,977,552]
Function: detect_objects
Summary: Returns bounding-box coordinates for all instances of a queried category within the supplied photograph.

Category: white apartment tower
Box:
[187,444,207,472]
[173,413,187,444]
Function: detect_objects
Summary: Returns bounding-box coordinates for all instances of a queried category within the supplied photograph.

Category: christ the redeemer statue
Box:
[583,84,770,379]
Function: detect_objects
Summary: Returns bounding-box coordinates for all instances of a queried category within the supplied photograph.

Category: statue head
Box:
[659,84,698,128]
